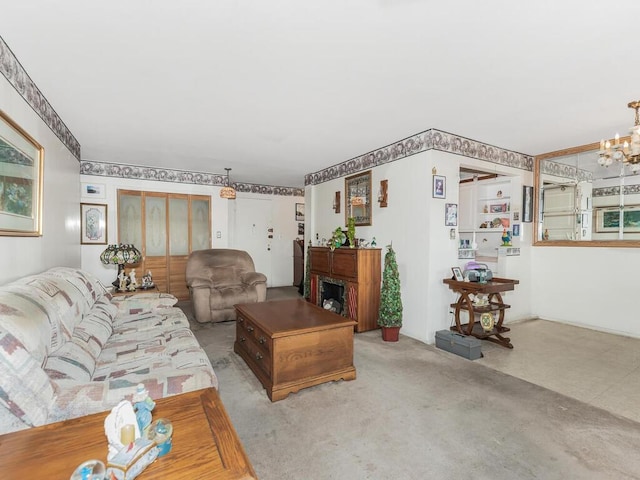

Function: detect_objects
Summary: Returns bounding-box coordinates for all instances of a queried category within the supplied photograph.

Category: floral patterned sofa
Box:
[0,267,217,435]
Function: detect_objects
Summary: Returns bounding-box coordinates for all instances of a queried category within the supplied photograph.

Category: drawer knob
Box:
[247,326,254,333]
[238,317,244,323]
[240,336,246,343]
[255,352,263,361]
[258,336,266,344]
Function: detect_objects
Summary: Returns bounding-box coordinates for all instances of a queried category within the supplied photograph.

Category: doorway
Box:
[231,197,273,287]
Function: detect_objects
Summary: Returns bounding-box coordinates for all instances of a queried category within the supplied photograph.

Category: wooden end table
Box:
[443,277,519,349]
[0,388,257,479]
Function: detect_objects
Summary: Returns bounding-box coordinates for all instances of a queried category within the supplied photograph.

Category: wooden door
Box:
[144,193,169,293]
[117,190,211,300]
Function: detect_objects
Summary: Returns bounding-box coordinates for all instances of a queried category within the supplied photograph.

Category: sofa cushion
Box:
[0,329,54,427]
[110,293,178,316]
[0,287,64,363]
[44,341,96,382]
[72,297,117,360]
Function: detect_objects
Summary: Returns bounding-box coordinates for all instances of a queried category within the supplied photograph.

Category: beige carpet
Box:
[179,290,640,480]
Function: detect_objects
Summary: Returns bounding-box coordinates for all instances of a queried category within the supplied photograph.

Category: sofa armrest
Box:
[241,272,267,286]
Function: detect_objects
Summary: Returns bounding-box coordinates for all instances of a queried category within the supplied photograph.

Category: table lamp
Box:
[100,244,142,290]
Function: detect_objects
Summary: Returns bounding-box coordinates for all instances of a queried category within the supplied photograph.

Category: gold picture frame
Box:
[345,170,372,226]
[0,109,44,236]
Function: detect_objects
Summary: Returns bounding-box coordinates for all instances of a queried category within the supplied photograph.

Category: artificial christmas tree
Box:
[378,244,403,341]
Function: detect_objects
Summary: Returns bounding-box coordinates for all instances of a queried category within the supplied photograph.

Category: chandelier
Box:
[219,167,236,199]
[598,100,640,172]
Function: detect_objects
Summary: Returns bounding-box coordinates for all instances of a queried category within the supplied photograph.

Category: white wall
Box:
[80,174,302,287]
[0,77,80,284]
[531,246,640,337]
[306,150,533,344]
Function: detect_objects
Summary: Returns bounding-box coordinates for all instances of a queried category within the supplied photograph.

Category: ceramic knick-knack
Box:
[543,229,550,240]
[133,384,155,435]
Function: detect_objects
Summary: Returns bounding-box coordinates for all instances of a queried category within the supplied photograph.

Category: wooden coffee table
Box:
[234,299,357,401]
[0,388,256,479]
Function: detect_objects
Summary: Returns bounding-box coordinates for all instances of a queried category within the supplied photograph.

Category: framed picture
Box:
[81,182,106,199]
[445,203,458,226]
[451,267,464,281]
[512,224,520,237]
[432,175,446,199]
[522,185,533,223]
[513,211,520,222]
[490,203,508,213]
[0,109,44,236]
[595,205,640,233]
[80,203,108,244]
[298,222,305,236]
[345,170,372,226]
[295,203,305,221]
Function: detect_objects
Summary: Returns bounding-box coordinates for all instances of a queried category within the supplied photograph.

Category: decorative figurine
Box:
[118,271,127,292]
[141,270,153,289]
[371,237,377,247]
[132,384,155,435]
[128,269,138,291]
[501,228,512,246]
[104,400,140,461]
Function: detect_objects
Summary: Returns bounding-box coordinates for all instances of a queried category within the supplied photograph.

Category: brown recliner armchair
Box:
[186,249,267,323]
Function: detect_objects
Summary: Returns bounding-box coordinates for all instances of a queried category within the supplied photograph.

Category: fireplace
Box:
[320,278,345,314]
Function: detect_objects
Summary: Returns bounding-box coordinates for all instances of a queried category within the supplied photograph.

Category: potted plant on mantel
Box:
[378,244,403,342]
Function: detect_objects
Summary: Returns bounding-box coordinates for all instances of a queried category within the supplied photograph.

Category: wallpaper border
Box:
[80,161,304,197]
[0,36,81,160]
[304,128,533,186]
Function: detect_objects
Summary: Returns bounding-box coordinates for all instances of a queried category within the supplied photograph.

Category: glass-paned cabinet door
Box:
[118,192,142,246]
[169,196,189,256]
[145,194,167,256]
[191,196,211,251]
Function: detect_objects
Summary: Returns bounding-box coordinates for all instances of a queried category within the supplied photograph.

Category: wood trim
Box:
[535,136,631,160]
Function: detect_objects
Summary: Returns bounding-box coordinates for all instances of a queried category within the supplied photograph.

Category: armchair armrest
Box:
[241,271,267,286]
[187,276,213,289]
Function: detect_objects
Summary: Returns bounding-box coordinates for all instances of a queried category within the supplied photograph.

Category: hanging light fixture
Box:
[598,100,640,173]
[219,167,237,199]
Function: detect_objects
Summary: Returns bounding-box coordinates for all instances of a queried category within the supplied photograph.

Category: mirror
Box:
[534,138,640,247]
[345,170,372,226]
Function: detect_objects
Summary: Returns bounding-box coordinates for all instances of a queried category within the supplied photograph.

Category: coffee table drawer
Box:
[237,314,272,354]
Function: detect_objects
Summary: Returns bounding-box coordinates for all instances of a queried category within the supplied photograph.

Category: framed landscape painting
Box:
[595,205,640,233]
[0,110,44,236]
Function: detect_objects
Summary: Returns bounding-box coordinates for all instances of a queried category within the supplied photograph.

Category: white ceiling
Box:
[2,1,639,188]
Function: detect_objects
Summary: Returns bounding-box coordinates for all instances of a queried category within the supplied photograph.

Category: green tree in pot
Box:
[378,244,403,342]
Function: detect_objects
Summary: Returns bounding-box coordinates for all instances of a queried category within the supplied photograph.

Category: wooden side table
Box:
[0,388,257,479]
[443,277,519,349]
[110,285,159,297]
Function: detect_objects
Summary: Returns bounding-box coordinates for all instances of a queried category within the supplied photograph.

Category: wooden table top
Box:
[0,388,257,480]
[443,276,519,294]
[235,299,357,338]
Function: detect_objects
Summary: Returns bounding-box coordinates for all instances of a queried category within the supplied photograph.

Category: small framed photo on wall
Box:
[295,203,305,221]
[433,175,446,199]
[445,203,458,226]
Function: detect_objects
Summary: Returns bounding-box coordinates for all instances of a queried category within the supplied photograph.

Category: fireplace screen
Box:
[320,279,345,314]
